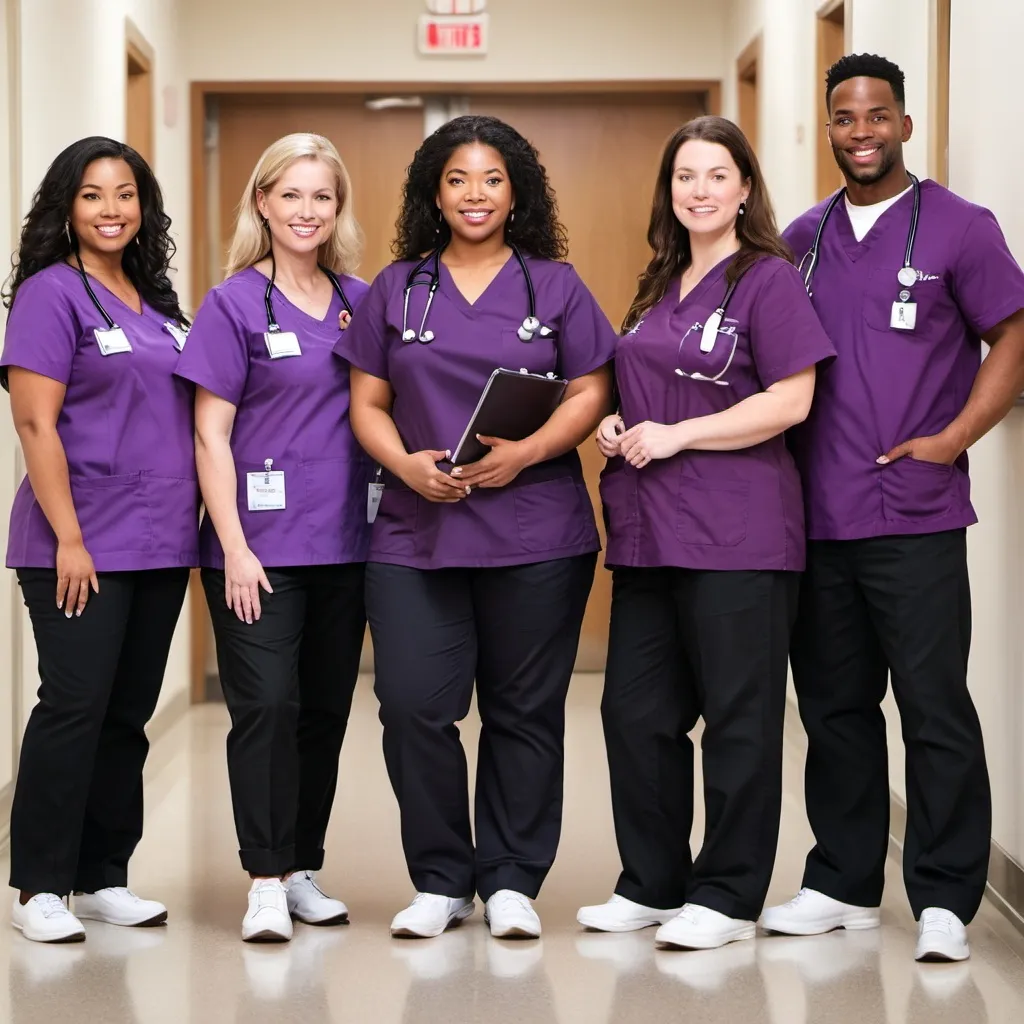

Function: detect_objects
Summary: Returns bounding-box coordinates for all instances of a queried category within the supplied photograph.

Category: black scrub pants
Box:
[601,567,798,922]
[790,529,991,923]
[10,567,190,895]
[365,554,596,903]
[202,564,365,878]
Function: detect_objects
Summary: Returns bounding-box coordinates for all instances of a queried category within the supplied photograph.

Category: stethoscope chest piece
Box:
[897,266,918,288]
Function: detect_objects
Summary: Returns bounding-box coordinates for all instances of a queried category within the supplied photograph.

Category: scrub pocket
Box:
[880,457,955,521]
[301,457,371,559]
[71,473,153,553]
[513,476,593,552]
[676,474,749,547]
[372,487,420,557]
[500,327,559,376]
[862,268,946,335]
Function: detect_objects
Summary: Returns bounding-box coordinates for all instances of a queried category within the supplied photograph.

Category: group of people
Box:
[2,52,1022,968]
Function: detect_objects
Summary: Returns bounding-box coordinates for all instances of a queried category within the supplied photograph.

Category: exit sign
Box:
[418,14,489,55]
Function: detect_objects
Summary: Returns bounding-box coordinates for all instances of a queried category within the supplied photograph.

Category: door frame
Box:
[186,77,722,702]
[815,0,847,201]
[125,19,155,164]
[736,34,762,154]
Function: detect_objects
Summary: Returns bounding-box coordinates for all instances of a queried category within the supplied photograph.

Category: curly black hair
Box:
[826,53,906,113]
[392,115,568,262]
[3,136,189,325]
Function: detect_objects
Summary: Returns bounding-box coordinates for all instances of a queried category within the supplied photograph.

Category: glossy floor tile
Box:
[2,676,1024,1023]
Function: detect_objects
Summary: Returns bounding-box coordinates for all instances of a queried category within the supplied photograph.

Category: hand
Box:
[877,431,963,466]
[452,436,533,489]
[618,421,685,468]
[596,414,625,458]
[338,310,352,331]
[55,539,99,618]
[224,546,273,624]
[399,449,469,503]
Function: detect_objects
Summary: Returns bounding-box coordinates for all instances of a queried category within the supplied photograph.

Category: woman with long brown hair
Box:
[576,116,835,951]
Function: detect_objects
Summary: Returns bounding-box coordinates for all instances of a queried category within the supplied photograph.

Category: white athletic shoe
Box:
[390,893,475,938]
[242,879,293,943]
[655,904,756,950]
[577,894,683,933]
[11,893,86,943]
[286,871,349,926]
[915,908,970,962]
[74,887,167,927]
[761,888,880,935]
[485,890,542,939]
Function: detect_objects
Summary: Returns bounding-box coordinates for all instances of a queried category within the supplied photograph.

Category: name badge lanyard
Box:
[799,173,922,309]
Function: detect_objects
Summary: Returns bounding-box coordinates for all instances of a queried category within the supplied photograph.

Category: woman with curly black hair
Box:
[336,114,616,940]
[0,137,197,943]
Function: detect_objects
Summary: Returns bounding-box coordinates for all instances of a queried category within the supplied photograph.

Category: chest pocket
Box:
[675,318,742,385]
[862,267,950,335]
[500,327,559,376]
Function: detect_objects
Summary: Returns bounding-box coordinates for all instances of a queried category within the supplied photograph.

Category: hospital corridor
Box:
[2,0,1024,1021]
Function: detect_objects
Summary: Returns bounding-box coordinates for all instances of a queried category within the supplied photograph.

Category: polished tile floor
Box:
[2,676,1024,1023]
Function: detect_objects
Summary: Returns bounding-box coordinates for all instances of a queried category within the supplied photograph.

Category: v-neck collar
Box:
[439,251,517,321]
[61,261,147,319]
[833,183,917,263]
[247,266,340,328]
[674,251,737,311]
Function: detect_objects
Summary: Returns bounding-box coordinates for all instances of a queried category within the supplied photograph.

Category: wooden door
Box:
[468,93,706,670]
[816,2,846,200]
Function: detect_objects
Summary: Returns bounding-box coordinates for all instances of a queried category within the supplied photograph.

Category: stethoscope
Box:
[401,243,553,344]
[72,252,189,348]
[798,173,921,300]
[263,251,354,334]
[674,268,746,386]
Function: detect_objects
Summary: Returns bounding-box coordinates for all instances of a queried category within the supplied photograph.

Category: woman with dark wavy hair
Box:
[577,116,835,950]
[0,136,197,942]
[336,114,615,939]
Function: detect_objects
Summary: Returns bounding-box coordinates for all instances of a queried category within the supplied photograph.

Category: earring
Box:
[64,220,72,245]
[510,209,516,224]
[738,202,747,216]
[435,208,444,236]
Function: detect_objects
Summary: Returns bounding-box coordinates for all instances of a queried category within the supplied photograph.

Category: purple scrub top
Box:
[785,179,1024,541]
[1,262,199,571]
[601,255,835,572]
[334,255,617,570]
[173,266,372,569]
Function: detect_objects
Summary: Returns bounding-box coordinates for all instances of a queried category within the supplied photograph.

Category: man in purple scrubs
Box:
[763,54,1024,962]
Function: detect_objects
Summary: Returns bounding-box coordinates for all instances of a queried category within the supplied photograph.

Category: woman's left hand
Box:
[452,435,533,489]
[618,421,685,468]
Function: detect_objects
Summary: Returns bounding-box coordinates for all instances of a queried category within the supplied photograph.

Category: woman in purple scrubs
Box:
[1,137,196,943]
[577,116,835,950]
[338,115,616,940]
[175,134,370,943]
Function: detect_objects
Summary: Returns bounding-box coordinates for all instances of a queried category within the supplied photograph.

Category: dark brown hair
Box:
[622,115,791,333]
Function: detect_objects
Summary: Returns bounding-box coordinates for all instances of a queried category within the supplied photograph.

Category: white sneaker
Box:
[11,894,86,943]
[915,908,970,962]
[655,904,756,950]
[577,894,683,933]
[286,871,349,926]
[761,888,880,936]
[485,890,542,939]
[390,893,475,938]
[242,879,293,943]
[74,887,167,927]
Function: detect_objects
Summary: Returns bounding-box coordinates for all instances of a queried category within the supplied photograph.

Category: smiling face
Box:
[437,142,513,247]
[670,139,750,238]
[69,157,141,259]
[828,75,912,187]
[256,157,339,258]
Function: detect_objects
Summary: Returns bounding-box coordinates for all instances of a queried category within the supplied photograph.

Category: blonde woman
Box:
[174,133,370,942]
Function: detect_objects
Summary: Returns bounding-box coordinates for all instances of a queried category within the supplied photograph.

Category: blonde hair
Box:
[225,133,362,277]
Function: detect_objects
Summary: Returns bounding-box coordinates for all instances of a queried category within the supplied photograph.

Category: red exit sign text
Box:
[418,14,489,55]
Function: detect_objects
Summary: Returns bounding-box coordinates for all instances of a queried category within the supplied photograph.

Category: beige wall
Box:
[0,0,193,791]
[181,0,726,84]
[725,0,1024,869]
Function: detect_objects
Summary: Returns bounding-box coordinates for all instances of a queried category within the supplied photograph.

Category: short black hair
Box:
[826,53,905,113]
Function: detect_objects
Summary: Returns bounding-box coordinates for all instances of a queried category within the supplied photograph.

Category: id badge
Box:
[367,481,384,524]
[891,301,917,331]
[94,327,132,355]
[165,321,189,352]
[247,470,286,511]
[264,331,302,359]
